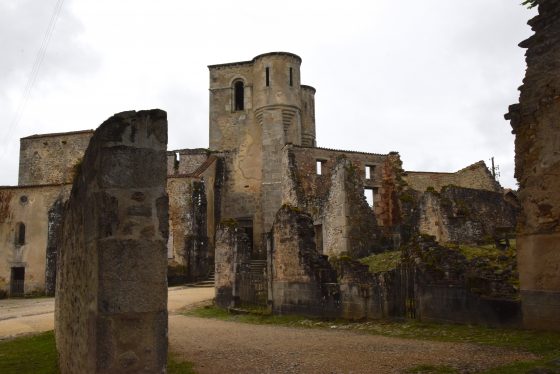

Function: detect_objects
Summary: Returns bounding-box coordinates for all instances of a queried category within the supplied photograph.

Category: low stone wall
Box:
[55,110,168,374]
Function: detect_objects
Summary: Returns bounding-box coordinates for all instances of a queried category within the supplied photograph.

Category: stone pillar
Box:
[55,110,168,373]
[506,1,560,331]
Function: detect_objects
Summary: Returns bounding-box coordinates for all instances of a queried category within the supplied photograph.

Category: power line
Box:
[1,0,65,158]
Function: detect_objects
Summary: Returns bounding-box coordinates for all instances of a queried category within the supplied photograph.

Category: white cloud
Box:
[0,0,537,188]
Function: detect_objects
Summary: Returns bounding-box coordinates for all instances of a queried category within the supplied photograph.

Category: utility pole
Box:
[490,157,500,181]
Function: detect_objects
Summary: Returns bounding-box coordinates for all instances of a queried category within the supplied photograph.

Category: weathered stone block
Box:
[55,109,168,373]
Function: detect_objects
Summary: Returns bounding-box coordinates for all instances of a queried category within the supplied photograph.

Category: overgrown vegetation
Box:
[187,304,560,373]
[359,250,401,273]
[0,331,196,374]
[522,0,538,9]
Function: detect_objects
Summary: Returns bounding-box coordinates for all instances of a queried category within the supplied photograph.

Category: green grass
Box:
[358,250,402,273]
[0,331,196,374]
[0,331,59,374]
[186,305,560,374]
[405,364,458,373]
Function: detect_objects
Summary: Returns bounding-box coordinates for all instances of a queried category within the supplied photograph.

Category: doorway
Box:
[10,267,25,297]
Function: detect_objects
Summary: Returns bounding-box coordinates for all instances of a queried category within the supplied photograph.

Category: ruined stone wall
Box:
[167,176,209,284]
[0,185,70,296]
[506,0,560,331]
[18,130,94,186]
[413,186,518,244]
[281,146,402,257]
[404,161,501,193]
[271,206,339,317]
[409,237,521,327]
[55,110,168,373]
[214,222,251,308]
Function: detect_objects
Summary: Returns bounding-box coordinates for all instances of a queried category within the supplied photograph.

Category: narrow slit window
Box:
[364,188,374,208]
[316,160,325,175]
[234,81,244,111]
[365,165,375,180]
[16,222,25,246]
[289,67,293,86]
[265,67,270,87]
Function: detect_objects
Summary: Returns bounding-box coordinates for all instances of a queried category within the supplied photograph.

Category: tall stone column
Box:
[506,1,560,331]
[55,110,169,373]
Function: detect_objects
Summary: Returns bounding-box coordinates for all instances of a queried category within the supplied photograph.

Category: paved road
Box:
[0,286,213,340]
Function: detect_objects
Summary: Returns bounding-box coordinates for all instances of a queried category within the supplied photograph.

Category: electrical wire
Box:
[1,0,65,162]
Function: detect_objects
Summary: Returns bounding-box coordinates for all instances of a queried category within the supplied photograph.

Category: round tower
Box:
[252,52,302,110]
[301,85,316,147]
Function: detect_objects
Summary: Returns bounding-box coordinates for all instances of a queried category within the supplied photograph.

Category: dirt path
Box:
[169,315,535,374]
[1,287,536,373]
[0,286,213,340]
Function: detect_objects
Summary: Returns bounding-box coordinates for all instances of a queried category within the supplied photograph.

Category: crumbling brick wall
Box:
[55,110,168,373]
[506,0,560,331]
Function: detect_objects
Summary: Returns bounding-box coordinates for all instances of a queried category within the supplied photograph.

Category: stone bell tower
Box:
[208,52,316,253]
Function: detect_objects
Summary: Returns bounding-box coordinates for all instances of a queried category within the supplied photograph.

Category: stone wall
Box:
[167,176,209,284]
[506,0,560,331]
[55,110,168,373]
[410,186,518,244]
[281,146,402,256]
[0,185,70,296]
[271,206,339,317]
[214,221,251,308]
[404,161,501,193]
[18,130,94,186]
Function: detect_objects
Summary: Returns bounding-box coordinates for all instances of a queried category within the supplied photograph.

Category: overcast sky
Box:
[0,0,537,188]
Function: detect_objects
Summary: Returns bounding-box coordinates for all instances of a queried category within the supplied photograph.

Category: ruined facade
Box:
[506,0,560,331]
[0,52,516,313]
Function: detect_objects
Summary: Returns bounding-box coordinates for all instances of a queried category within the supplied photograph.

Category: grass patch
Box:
[0,331,59,374]
[186,305,560,373]
[0,331,197,374]
[168,353,197,374]
[359,250,401,273]
[405,364,458,373]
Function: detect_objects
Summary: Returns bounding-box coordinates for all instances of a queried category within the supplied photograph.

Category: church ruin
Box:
[0,52,520,326]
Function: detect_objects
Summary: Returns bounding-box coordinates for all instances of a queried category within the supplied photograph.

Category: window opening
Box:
[365,165,375,179]
[316,160,326,175]
[289,68,293,86]
[364,188,375,207]
[265,67,270,87]
[16,222,25,246]
[234,81,244,111]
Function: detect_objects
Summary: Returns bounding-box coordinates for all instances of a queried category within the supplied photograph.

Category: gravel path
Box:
[0,287,537,373]
[169,315,536,374]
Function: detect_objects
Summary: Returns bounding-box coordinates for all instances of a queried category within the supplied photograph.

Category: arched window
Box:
[234,81,244,111]
[15,222,25,246]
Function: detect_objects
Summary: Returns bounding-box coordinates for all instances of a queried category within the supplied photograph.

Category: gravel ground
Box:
[169,315,536,374]
[0,287,537,373]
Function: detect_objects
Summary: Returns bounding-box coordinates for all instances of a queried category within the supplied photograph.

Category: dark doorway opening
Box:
[10,267,25,297]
